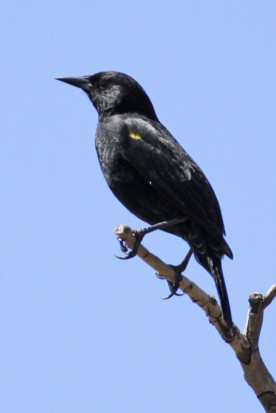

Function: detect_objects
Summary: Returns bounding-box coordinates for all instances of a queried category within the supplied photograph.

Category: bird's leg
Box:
[162,248,193,299]
[116,217,187,259]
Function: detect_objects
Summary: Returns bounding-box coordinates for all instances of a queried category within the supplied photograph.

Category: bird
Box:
[56,71,233,328]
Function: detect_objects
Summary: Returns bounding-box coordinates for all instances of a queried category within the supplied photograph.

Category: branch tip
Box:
[263,284,276,309]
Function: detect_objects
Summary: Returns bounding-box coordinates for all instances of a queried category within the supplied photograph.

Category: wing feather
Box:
[121,118,226,239]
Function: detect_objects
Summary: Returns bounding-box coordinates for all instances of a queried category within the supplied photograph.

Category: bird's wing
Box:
[120,118,226,238]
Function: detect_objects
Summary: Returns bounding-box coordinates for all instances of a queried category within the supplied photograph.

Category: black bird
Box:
[56,71,233,328]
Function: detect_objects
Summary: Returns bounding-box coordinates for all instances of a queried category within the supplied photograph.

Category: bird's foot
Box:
[163,275,185,299]
[115,230,145,260]
[115,220,179,259]
[160,248,193,299]
[116,217,188,260]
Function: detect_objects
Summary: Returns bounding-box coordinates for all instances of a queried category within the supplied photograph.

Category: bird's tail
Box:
[206,257,233,328]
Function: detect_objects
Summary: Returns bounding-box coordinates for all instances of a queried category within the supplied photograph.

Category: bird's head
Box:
[56,71,158,121]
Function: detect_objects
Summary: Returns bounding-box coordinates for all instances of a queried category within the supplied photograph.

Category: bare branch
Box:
[114,224,276,412]
[245,293,264,350]
[263,285,276,309]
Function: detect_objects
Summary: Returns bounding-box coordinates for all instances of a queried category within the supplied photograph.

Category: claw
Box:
[115,239,136,259]
[162,277,184,299]
[155,272,165,280]
[156,271,183,298]
[124,250,138,259]
[115,251,137,260]
[115,239,140,260]
[119,239,128,253]
[155,272,183,297]
[159,249,193,299]
[116,231,144,260]
[162,289,185,299]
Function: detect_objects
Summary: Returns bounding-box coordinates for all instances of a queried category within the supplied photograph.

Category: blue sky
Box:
[1,1,275,412]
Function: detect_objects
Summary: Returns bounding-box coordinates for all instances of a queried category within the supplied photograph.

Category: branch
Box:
[115,224,276,412]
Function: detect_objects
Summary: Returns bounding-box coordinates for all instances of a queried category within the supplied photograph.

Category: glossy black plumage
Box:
[57,71,233,328]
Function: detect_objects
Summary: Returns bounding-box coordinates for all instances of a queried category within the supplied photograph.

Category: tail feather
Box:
[224,241,233,260]
[207,257,233,328]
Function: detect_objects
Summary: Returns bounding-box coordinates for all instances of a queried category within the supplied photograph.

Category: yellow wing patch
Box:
[127,124,143,140]
[129,131,142,140]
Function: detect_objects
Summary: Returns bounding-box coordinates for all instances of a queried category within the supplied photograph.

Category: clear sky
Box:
[1,1,275,412]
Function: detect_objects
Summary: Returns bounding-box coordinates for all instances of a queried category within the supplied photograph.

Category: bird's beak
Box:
[55,76,91,92]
